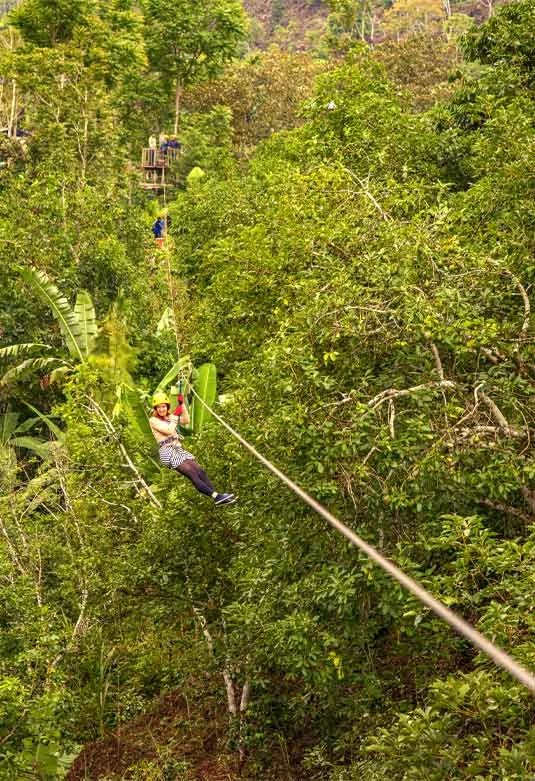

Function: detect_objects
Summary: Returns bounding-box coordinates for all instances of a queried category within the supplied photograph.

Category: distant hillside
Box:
[0,0,18,15]
[243,0,328,48]
[242,0,512,48]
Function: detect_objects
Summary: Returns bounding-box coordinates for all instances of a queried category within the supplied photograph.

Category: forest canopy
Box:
[1,0,535,778]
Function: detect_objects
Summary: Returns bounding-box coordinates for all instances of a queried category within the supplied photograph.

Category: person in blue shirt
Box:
[152,217,165,239]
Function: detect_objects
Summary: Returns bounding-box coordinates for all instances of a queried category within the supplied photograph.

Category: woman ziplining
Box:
[149,390,235,506]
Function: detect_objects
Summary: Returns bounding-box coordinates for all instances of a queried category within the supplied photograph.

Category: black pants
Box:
[176,459,216,497]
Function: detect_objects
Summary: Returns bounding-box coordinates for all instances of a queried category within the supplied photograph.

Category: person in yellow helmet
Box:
[149,391,235,506]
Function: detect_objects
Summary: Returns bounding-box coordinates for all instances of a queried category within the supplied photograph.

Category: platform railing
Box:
[141,146,181,168]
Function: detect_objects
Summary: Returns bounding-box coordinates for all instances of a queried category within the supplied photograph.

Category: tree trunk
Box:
[80,88,89,185]
[8,79,16,138]
[174,79,182,136]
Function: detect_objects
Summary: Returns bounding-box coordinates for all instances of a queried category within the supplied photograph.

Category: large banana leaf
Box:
[11,436,52,459]
[156,355,192,393]
[191,363,217,433]
[23,402,64,441]
[0,342,52,359]
[2,356,67,384]
[119,385,160,480]
[18,267,84,361]
[122,384,155,446]
[156,307,175,335]
[0,411,20,444]
[74,290,97,357]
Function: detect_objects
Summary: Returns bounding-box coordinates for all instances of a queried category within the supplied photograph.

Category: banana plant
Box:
[0,408,52,459]
[0,407,58,492]
[0,267,97,385]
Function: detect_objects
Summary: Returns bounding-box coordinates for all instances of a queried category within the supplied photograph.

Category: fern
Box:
[0,411,20,444]
[23,402,64,441]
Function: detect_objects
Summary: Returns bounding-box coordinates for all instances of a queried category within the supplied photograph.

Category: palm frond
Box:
[73,290,98,357]
[48,365,72,384]
[14,416,41,434]
[18,266,84,361]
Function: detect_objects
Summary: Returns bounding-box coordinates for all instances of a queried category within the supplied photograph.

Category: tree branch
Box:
[367,380,455,410]
[502,269,530,351]
[47,587,89,677]
[343,166,392,222]
[430,342,444,381]
[89,399,161,508]
[480,498,533,524]
[475,388,522,436]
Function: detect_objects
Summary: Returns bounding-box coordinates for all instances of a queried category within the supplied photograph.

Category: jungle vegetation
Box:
[1,0,535,778]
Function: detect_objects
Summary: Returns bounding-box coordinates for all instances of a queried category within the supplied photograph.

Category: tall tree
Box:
[9,0,92,47]
[141,0,248,133]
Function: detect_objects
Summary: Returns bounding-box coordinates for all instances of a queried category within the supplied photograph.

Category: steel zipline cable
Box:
[190,387,535,694]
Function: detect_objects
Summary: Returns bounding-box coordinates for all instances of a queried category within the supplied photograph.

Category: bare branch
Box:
[489,263,531,352]
[89,399,161,508]
[342,167,392,222]
[430,343,444,381]
[481,347,506,365]
[192,606,237,716]
[521,486,535,515]
[367,380,455,410]
[455,424,525,439]
[240,679,251,713]
[503,269,530,351]
[47,587,89,677]
[388,399,395,439]
[475,388,521,436]
[480,498,533,524]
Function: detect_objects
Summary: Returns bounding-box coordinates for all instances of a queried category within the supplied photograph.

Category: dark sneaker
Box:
[214,493,236,506]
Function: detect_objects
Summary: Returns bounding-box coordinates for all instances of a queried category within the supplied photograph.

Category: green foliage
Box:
[462,0,535,78]
[0,269,100,386]
[3,1,535,778]
[184,47,325,153]
[142,0,248,89]
[10,0,90,47]
[141,0,248,130]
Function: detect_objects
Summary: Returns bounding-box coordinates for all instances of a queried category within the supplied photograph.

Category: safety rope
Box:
[190,387,535,694]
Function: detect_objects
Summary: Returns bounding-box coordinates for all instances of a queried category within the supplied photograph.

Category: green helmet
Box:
[152,391,170,408]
